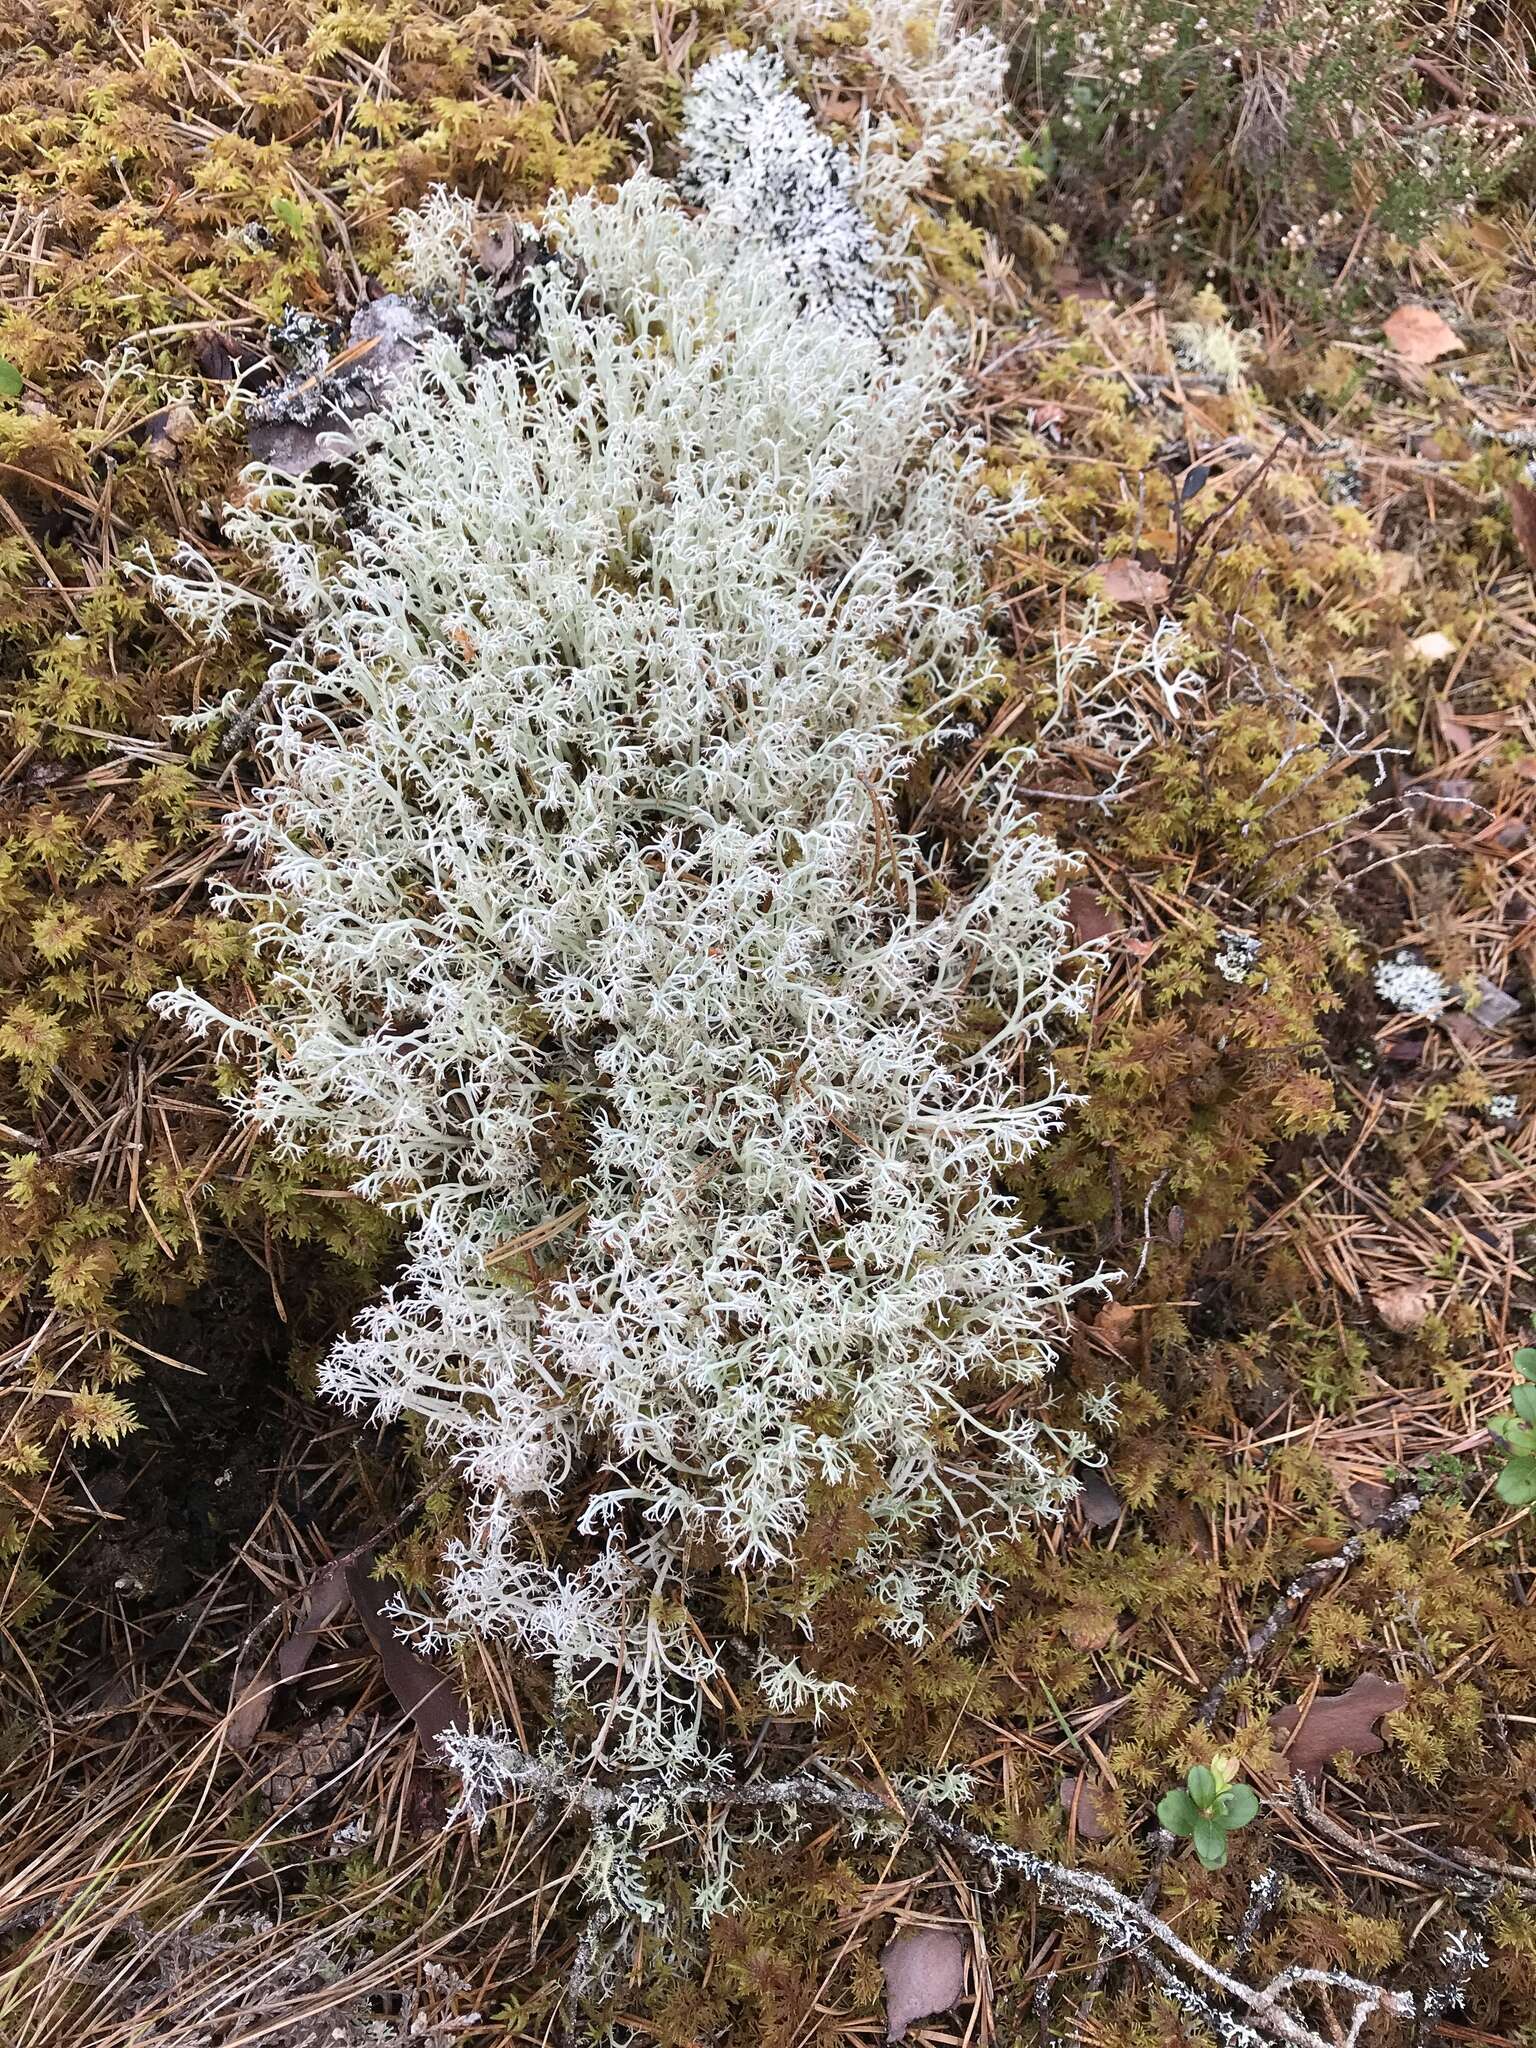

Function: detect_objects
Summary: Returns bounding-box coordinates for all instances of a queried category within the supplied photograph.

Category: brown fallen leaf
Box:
[1372,1282,1435,1334]
[1077,1468,1124,1530]
[882,1927,967,2043]
[470,215,524,275]
[1067,885,1124,946]
[144,401,199,466]
[1435,701,1474,753]
[226,1646,280,1754]
[1343,1478,1393,1526]
[1465,978,1522,1029]
[1376,550,1415,596]
[1510,480,1536,573]
[1092,1302,1138,1355]
[1382,304,1462,365]
[345,1560,468,1759]
[1270,1672,1408,1780]
[1051,263,1113,302]
[227,1555,359,1754]
[277,1557,351,1682]
[1382,1035,1426,1064]
[1093,559,1171,607]
[1059,1771,1115,1843]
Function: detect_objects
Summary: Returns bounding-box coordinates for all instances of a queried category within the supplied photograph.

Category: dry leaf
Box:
[1383,1035,1426,1064]
[345,1560,468,1759]
[1408,631,1457,663]
[1059,1771,1115,1843]
[1067,886,1124,946]
[145,401,198,466]
[1064,1605,1117,1651]
[1077,1468,1124,1529]
[1093,1303,1138,1354]
[1465,979,1521,1029]
[1051,263,1113,302]
[882,1928,967,2043]
[277,1558,350,1682]
[1509,480,1536,572]
[1344,1478,1393,1526]
[1376,550,1415,596]
[1093,559,1171,607]
[1270,1672,1408,1779]
[1435,701,1474,753]
[228,1556,358,1754]
[470,216,523,275]
[226,1649,279,1754]
[1372,1282,1435,1334]
[1382,304,1462,365]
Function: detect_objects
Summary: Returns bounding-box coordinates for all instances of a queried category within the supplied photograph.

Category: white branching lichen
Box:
[680,7,1016,325]
[760,0,1014,188]
[1215,930,1262,984]
[678,48,894,330]
[1170,288,1261,392]
[156,177,1090,1782]
[1373,951,1452,1016]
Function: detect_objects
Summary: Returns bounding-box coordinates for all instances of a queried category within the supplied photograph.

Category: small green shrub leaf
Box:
[1157,1789,1199,1836]
[0,357,21,399]
[1192,1817,1229,1868]
[1496,1457,1536,1506]
[1186,1764,1217,1810]
[1219,1783,1260,1828]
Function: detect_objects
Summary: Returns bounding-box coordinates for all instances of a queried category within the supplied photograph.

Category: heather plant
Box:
[1006,0,1533,268]
[156,175,1098,1794]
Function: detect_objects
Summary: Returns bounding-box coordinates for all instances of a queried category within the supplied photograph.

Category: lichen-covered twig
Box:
[1291,1773,1536,1899]
[1196,1489,1424,1726]
[1083,1489,1425,2004]
[443,1733,1414,2048]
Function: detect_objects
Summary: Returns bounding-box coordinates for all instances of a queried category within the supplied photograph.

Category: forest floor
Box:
[3,3,1536,2045]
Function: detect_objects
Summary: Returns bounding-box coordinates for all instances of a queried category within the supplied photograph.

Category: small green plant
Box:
[1157,1754,1260,1870]
[1488,1349,1536,1507]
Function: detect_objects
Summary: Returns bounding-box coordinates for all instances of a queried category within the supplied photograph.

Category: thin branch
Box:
[444,1737,1416,2048]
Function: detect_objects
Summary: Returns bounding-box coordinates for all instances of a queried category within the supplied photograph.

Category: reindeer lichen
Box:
[156,175,1094,1776]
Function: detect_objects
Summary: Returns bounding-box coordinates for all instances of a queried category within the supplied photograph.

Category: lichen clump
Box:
[678,49,894,329]
[158,176,1093,1772]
